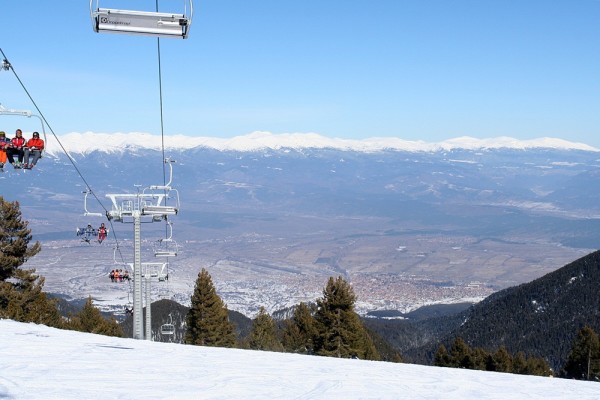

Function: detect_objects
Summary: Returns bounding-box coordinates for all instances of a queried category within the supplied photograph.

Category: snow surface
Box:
[42,131,599,156]
[1,319,598,400]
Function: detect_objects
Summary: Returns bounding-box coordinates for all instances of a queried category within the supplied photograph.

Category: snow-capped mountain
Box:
[45,131,599,156]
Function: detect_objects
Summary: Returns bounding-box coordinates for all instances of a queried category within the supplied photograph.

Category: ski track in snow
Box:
[1,319,599,399]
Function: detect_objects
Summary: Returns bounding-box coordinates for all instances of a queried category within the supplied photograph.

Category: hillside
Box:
[369,250,600,371]
[1,319,599,399]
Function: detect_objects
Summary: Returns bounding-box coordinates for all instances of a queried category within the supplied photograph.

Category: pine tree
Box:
[0,197,60,326]
[185,268,236,347]
[0,197,41,281]
[470,347,489,371]
[488,346,513,373]
[248,307,283,351]
[282,302,317,354]
[449,337,473,369]
[512,351,528,374]
[562,326,600,380]
[0,268,62,326]
[313,276,380,360]
[434,344,451,367]
[67,296,123,337]
[525,356,552,377]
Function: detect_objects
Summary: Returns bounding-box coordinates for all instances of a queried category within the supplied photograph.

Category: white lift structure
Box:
[0,103,47,155]
[83,189,104,217]
[90,0,193,39]
[104,158,180,340]
[154,221,178,258]
[125,261,170,339]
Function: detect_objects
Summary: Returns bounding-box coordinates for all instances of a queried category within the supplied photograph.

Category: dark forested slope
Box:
[369,250,600,371]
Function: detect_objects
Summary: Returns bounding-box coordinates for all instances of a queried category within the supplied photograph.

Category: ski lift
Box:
[90,0,193,39]
[160,314,175,335]
[142,159,180,217]
[0,103,48,156]
[83,189,104,217]
[160,324,175,335]
[154,221,178,258]
[77,190,108,243]
[106,192,176,223]
[135,262,169,281]
[154,243,177,258]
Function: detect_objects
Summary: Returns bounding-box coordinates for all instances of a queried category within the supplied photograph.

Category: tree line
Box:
[185,268,385,361]
[432,326,600,381]
[434,337,552,376]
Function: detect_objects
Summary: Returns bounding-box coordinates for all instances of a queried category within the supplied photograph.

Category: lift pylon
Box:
[98,160,179,340]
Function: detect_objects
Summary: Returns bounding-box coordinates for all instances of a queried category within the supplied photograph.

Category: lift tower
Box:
[105,159,179,340]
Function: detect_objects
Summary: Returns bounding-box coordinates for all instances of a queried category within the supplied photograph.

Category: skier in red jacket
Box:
[23,131,45,169]
[7,129,25,168]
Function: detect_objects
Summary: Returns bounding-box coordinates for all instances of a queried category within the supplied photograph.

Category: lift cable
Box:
[0,47,125,256]
[156,38,167,188]
[155,1,174,272]
[155,26,174,301]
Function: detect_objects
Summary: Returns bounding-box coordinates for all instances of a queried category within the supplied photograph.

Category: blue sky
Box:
[1,1,600,146]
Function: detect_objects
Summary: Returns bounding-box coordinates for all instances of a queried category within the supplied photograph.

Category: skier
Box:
[6,129,25,168]
[0,131,10,170]
[97,223,108,243]
[23,131,45,169]
[76,224,96,244]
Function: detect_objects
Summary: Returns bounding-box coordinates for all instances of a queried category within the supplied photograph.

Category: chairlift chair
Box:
[154,221,178,257]
[0,103,48,156]
[90,0,193,39]
[154,242,178,258]
[160,323,175,335]
[83,189,104,217]
[143,158,181,216]
[161,315,175,335]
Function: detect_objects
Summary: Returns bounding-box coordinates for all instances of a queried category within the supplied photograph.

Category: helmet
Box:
[33,132,40,138]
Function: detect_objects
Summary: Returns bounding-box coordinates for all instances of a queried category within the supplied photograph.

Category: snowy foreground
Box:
[1,320,598,400]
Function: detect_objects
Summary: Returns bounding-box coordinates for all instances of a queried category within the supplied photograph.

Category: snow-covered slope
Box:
[0,319,598,400]
[45,131,599,155]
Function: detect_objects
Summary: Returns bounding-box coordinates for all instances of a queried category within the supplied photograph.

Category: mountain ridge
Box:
[43,131,600,156]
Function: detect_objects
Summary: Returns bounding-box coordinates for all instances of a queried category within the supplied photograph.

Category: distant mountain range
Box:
[44,132,599,155]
